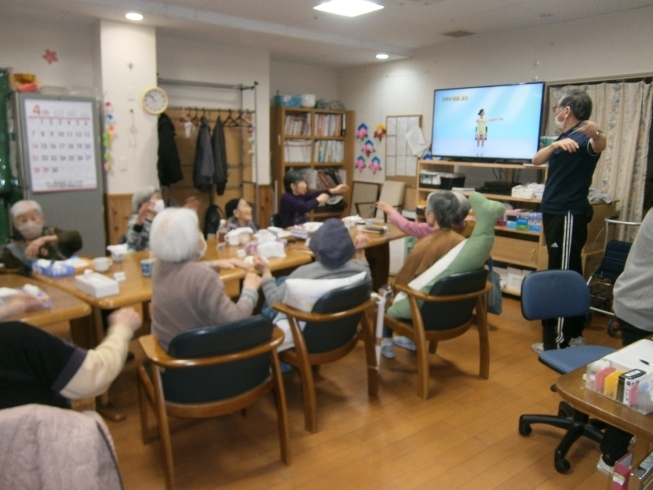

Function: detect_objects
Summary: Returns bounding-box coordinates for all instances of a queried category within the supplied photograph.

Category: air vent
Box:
[442,29,475,38]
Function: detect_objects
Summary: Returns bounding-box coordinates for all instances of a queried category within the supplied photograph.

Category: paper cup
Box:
[93,257,113,272]
[140,258,155,277]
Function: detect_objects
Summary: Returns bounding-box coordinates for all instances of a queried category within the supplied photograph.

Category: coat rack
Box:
[157,77,260,221]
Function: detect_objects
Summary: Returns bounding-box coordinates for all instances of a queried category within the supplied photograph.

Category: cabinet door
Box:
[492,235,540,269]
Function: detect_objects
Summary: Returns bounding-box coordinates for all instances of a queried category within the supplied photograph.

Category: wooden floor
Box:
[106,297,620,490]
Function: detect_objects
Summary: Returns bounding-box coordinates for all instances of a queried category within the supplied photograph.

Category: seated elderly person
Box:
[0,293,141,409]
[125,186,163,251]
[2,200,82,276]
[381,190,469,358]
[376,193,472,238]
[225,198,259,233]
[125,186,199,251]
[254,218,370,350]
[149,207,262,350]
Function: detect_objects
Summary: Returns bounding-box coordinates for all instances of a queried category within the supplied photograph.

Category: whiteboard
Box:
[23,98,98,192]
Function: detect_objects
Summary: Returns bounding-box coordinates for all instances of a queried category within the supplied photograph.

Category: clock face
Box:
[142,87,168,115]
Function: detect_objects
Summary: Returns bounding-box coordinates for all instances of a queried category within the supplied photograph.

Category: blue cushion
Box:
[539,345,617,374]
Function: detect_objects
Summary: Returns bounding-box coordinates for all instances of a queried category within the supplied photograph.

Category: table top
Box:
[556,367,653,441]
[33,246,314,310]
[32,223,404,311]
[0,274,91,327]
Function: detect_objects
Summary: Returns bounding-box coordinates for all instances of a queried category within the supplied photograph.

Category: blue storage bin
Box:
[273,95,302,107]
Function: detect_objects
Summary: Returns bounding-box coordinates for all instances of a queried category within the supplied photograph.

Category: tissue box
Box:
[75,272,119,298]
[32,260,75,278]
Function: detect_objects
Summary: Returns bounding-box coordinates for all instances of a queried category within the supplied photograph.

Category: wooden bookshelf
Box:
[271,106,355,221]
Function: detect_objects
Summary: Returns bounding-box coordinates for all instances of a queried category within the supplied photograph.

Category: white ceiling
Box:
[2,0,653,67]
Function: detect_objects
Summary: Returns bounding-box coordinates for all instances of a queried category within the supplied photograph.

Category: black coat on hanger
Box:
[212,116,228,195]
[193,116,214,193]
[157,113,183,187]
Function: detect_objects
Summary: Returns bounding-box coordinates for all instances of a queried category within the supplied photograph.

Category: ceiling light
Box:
[376,53,389,59]
[314,0,384,18]
[125,12,143,21]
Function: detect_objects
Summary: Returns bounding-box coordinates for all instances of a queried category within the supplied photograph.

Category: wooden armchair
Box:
[384,269,492,399]
[272,281,377,433]
[137,316,290,490]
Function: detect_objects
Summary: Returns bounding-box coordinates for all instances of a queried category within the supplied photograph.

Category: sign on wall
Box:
[23,99,98,192]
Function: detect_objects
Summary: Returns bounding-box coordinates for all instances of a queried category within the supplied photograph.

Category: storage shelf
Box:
[416,187,542,204]
[419,160,547,170]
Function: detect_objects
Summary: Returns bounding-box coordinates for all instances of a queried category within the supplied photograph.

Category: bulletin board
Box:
[22,98,98,192]
[385,114,422,192]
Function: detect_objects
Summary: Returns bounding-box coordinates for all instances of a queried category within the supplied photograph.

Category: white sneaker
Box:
[531,342,544,354]
[569,336,587,347]
[597,456,615,476]
[393,336,416,351]
[380,339,395,359]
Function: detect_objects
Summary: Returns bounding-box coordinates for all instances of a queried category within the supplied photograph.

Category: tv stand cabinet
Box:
[416,160,616,295]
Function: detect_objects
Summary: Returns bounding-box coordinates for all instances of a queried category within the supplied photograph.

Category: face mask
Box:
[153,199,165,214]
[17,222,44,240]
[554,108,567,130]
[196,235,207,260]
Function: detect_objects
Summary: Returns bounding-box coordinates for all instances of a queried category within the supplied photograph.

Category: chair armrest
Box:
[271,298,376,323]
[393,281,493,303]
[138,329,284,368]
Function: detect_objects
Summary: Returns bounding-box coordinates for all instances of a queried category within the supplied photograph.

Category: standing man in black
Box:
[532,90,607,353]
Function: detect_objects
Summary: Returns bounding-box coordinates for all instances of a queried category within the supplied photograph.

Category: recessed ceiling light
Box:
[376,53,389,59]
[125,12,143,21]
[314,0,384,18]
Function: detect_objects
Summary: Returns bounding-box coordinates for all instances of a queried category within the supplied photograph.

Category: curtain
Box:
[546,81,652,235]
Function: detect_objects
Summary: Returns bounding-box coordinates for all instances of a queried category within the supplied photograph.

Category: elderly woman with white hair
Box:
[149,207,262,350]
[381,190,469,358]
[2,200,82,276]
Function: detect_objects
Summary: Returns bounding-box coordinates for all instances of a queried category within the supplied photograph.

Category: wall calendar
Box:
[23,98,98,193]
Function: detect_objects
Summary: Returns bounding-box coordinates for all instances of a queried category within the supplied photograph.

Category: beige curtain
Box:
[546,81,652,232]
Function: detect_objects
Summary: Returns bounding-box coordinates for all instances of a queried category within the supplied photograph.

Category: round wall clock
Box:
[141,86,168,115]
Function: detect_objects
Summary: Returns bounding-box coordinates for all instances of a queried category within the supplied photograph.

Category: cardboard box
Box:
[75,272,119,298]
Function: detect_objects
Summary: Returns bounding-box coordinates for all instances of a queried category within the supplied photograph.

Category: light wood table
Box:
[556,367,653,468]
[0,274,91,331]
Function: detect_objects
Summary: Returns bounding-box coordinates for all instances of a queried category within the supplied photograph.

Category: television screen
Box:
[431,82,545,161]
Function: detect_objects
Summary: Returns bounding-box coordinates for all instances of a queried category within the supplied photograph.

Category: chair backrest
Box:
[598,240,632,280]
[163,315,274,404]
[521,270,590,321]
[375,181,405,220]
[270,213,282,228]
[203,204,225,238]
[303,280,372,353]
[421,268,488,331]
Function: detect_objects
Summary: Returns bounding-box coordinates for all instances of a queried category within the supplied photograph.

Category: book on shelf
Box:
[314,113,344,137]
[313,140,344,163]
[284,139,312,162]
[284,113,311,136]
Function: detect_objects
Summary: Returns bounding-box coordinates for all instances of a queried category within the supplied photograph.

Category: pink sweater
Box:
[388,211,433,238]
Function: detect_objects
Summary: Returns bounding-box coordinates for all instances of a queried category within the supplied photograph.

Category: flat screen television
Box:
[430,82,545,161]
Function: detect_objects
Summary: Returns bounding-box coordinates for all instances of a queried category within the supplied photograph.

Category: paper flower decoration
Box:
[374,123,386,141]
[361,139,375,157]
[356,123,368,140]
[369,156,382,174]
[355,156,366,172]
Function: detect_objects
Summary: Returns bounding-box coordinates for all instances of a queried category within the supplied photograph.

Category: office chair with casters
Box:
[518,269,616,474]
[384,268,492,400]
[272,281,377,433]
[137,316,290,490]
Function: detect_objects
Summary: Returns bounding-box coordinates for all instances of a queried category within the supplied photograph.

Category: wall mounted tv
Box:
[431,82,545,162]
